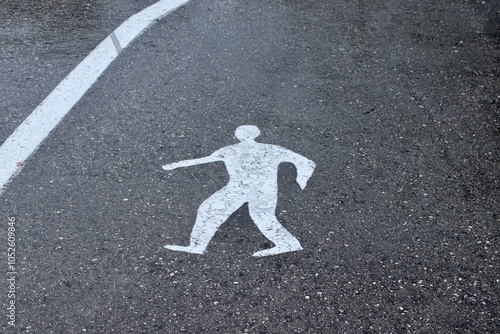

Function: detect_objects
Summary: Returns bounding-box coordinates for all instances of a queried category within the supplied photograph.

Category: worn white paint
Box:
[0,0,190,193]
[163,125,316,257]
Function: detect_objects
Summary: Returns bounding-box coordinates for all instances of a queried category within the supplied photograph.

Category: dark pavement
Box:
[1,0,499,333]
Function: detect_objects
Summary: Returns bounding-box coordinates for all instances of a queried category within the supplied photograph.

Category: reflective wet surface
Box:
[1,0,499,332]
[0,0,158,145]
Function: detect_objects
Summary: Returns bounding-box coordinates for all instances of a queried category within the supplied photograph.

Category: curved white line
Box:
[0,0,190,193]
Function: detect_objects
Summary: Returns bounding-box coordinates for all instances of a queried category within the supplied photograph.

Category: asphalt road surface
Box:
[1,0,499,333]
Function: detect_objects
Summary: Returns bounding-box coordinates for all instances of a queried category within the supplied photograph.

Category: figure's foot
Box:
[164,245,204,254]
[252,245,303,257]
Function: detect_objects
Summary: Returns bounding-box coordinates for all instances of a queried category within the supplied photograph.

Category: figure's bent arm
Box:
[162,155,221,171]
[295,159,316,190]
[285,150,316,190]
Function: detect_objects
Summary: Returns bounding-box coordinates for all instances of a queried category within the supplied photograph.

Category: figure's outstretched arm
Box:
[162,155,220,171]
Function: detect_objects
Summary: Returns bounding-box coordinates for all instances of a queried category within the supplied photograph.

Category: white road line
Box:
[110,32,123,53]
[0,0,190,193]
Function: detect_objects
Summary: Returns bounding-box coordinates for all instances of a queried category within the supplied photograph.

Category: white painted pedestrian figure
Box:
[162,125,316,257]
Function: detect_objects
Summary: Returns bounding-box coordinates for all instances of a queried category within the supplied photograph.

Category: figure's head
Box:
[235,125,260,142]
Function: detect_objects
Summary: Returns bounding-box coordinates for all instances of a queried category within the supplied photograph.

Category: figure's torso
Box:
[216,142,285,187]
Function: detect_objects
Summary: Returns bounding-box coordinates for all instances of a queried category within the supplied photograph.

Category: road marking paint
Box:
[0,0,190,193]
[110,32,123,53]
[162,125,316,257]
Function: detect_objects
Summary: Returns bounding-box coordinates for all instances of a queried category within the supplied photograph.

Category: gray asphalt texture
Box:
[1,0,499,333]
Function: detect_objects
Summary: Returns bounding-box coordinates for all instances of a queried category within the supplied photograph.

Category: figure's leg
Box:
[164,187,245,254]
[248,197,302,257]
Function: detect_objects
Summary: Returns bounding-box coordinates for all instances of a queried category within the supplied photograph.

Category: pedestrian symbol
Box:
[162,125,316,257]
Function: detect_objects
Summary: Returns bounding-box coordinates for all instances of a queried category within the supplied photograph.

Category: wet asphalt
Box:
[1,0,499,333]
